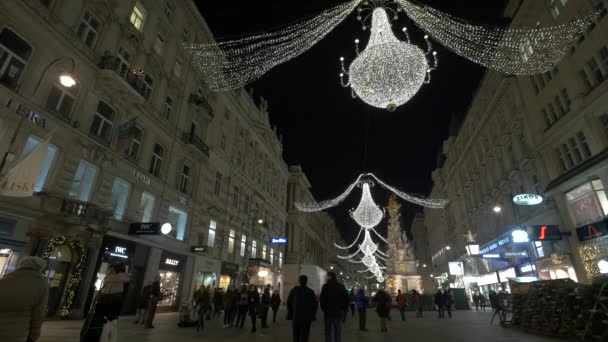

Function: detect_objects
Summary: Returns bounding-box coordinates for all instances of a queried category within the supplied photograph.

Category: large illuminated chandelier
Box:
[339,2,437,111]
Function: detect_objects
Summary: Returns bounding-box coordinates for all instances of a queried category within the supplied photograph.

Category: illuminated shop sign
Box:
[503,251,528,258]
[498,267,516,282]
[270,237,288,244]
[482,254,501,259]
[476,272,499,286]
[528,225,562,241]
[479,236,511,255]
[129,222,161,235]
[108,246,129,259]
[576,218,608,242]
[512,194,543,206]
[190,246,207,253]
[511,230,529,243]
[165,258,179,266]
[519,263,536,274]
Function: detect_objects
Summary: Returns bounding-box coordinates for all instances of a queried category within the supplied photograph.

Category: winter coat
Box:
[374,291,390,317]
[224,290,236,309]
[355,289,367,310]
[195,288,211,311]
[396,293,407,310]
[0,268,49,342]
[238,291,249,307]
[270,292,281,310]
[261,290,271,311]
[248,290,260,316]
[287,285,318,324]
[319,278,349,319]
[151,280,161,299]
[411,292,421,305]
[434,292,445,306]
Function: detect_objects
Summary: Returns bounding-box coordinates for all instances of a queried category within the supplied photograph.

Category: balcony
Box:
[181,132,210,158]
[98,56,149,100]
[189,94,214,119]
[36,192,110,230]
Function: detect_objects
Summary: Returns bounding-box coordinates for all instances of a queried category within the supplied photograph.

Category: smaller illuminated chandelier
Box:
[350,180,385,229]
[339,1,438,111]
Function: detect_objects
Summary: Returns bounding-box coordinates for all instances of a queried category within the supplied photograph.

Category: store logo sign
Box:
[519,263,536,273]
[513,194,543,206]
[115,246,127,254]
[270,237,287,244]
[165,258,179,266]
[511,230,529,243]
[482,254,501,259]
[576,218,608,242]
[528,225,562,241]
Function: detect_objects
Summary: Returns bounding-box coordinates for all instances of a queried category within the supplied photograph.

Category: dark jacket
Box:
[151,280,161,299]
[287,285,318,324]
[374,290,390,317]
[137,285,152,309]
[270,292,281,310]
[319,278,349,319]
[434,292,445,307]
[261,289,271,311]
[355,289,367,310]
[248,290,260,316]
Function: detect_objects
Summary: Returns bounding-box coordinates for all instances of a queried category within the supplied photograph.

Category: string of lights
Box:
[295,174,364,212]
[369,173,448,208]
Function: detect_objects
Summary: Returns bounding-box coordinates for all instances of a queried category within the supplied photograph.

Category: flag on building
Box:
[0,137,50,197]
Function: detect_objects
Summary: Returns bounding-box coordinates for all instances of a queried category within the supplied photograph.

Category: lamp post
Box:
[0,56,77,175]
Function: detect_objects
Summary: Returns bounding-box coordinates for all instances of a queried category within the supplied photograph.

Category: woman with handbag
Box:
[81,262,129,342]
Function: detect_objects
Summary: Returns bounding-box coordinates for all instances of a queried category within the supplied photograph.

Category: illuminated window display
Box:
[158,270,180,307]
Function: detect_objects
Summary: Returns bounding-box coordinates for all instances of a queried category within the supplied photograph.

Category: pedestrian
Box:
[489,290,500,324]
[134,282,151,325]
[270,289,282,324]
[223,287,236,328]
[473,292,480,311]
[374,289,390,332]
[411,290,423,318]
[434,290,445,318]
[386,293,392,321]
[287,275,318,342]
[355,288,368,331]
[319,271,349,342]
[81,262,129,341]
[194,285,211,332]
[480,293,487,311]
[261,285,271,328]
[349,289,356,317]
[248,285,260,333]
[213,288,224,317]
[396,289,407,321]
[445,289,454,319]
[144,275,162,328]
[0,256,48,342]
[236,286,249,329]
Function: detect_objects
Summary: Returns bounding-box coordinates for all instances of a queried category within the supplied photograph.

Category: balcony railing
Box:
[182,132,210,158]
[189,94,214,118]
[98,56,149,99]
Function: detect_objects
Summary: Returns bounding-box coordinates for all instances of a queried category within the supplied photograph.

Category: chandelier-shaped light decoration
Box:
[339,6,437,111]
[377,276,385,283]
[359,229,379,255]
[350,181,385,228]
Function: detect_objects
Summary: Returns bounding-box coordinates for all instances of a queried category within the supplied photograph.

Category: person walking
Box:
[411,290,423,318]
[81,262,130,341]
[194,285,211,332]
[489,290,500,324]
[248,285,260,333]
[396,289,407,321]
[320,272,349,342]
[434,290,445,318]
[445,289,454,319]
[480,293,487,311]
[144,275,162,328]
[349,289,356,318]
[270,289,282,324]
[287,275,318,342]
[473,292,480,311]
[236,286,249,329]
[355,288,368,331]
[134,282,151,325]
[212,288,224,318]
[261,285,271,328]
[374,289,390,332]
[0,256,48,342]
[223,288,236,328]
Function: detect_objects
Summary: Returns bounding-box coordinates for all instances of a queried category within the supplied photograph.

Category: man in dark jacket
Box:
[355,288,368,331]
[319,272,349,342]
[145,275,162,328]
[287,275,318,342]
[434,290,445,318]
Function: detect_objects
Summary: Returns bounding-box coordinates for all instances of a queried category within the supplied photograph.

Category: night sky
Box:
[196,0,509,243]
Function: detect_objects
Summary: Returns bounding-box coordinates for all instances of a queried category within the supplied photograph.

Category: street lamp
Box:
[161,223,173,235]
[0,56,77,175]
[493,206,502,213]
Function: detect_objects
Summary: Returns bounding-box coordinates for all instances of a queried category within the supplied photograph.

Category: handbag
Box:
[100,319,118,342]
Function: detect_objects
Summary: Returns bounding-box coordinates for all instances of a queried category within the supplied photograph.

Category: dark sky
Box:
[196,0,509,243]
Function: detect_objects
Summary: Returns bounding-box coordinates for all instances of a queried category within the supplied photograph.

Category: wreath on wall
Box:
[42,235,87,319]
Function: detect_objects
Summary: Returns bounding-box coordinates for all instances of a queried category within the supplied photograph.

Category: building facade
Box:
[420,0,608,295]
[0,0,288,318]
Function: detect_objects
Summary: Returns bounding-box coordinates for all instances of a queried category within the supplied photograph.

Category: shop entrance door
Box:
[158,270,181,311]
[46,245,73,317]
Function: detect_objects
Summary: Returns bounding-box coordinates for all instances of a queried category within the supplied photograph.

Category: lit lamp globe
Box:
[258,270,269,278]
[161,223,173,235]
[59,73,77,88]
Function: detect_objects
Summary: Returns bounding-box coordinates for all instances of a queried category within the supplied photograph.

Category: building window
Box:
[244,193,251,214]
[77,11,100,47]
[90,101,115,142]
[207,220,217,247]
[566,180,608,227]
[569,137,583,163]
[588,57,606,84]
[20,136,58,192]
[535,241,545,258]
[240,235,246,257]
[126,126,143,160]
[548,0,564,18]
[164,1,174,18]
[139,192,155,222]
[46,83,77,120]
[68,160,98,202]
[178,164,190,194]
[109,178,131,220]
[228,229,235,254]
[577,132,592,159]
[279,252,283,269]
[220,134,226,151]
[149,143,164,177]
[163,96,173,120]
[182,29,189,43]
[225,109,230,120]
[214,172,222,195]
[153,34,164,55]
[129,2,146,31]
[600,113,608,130]
[116,47,131,80]
[174,59,182,78]
[251,240,257,258]
[262,245,267,259]
[0,28,32,90]
[270,248,274,265]
[232,186,240,208]
[141,74,154,99]
[168,206,188,240]
[560,88,571,113]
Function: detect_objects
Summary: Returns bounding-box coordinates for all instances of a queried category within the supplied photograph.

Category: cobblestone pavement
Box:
[39,309,560,341]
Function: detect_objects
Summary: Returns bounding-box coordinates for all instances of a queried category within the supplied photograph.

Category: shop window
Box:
[68,160,98,202]
[90,101,115,143]
[214,172,222,195]
[20,136,58,192]
[109,178,130,220]
[139,192,155,222]
[149,143,164,177]
[46,82,77,120]
[279,252,283,269]
[153,34,164,55]
[228,229,235,254]
[129,2,146,31]
[251,240,257,258]
[566,180,608,226]
[219,275,230,290]
[77,11,100,48]
[158,270,179,307]
[535,241,545,258]
[207,220,216,247]
[240,234,246,257]
[168,206,188,241]
[262,245,267,259]
[0,28,32,90]
[270,248,274,265]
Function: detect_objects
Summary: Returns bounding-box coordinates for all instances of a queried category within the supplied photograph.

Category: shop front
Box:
[192,254,221,293]
[0,215,28,278]
[248,258,274,290]
[535,254,578,281]
[220,261,239,289]
[158,251,186,311]
[576,218,608,281]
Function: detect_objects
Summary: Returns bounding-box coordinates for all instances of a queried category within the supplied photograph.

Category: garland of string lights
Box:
[188,0,596,111]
